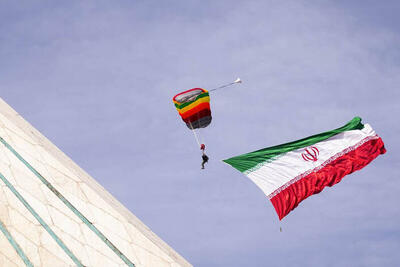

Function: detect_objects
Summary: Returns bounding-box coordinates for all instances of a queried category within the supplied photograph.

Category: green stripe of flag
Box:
[223,117,364,173]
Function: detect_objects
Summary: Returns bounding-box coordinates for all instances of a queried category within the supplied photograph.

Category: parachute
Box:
[173,88,211,130]
[172,79,242,157]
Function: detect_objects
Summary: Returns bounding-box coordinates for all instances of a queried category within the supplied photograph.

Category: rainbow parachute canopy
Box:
[173,88,212,129]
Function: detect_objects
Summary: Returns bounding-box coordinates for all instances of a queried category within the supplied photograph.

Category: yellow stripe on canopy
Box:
[176,96,210,114]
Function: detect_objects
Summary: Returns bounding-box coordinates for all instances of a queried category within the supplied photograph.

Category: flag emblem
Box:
[301,146,319,162]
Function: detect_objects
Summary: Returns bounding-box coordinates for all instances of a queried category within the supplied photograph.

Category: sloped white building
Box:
[0,98,192,267]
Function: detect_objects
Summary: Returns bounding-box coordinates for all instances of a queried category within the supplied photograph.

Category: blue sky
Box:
[1,1,399,266]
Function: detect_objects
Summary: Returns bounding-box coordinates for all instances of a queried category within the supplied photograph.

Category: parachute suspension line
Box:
[192,129,201,148]
[208,78,242,92]
[195,108,205,147]
[189,121,201,148]
[199,129,204,147]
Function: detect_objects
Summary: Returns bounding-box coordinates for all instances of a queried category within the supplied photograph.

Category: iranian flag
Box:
[223,117,386,220]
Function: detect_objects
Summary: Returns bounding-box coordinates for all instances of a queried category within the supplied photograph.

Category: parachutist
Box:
[201,152,209,169]
[200,144,208,169]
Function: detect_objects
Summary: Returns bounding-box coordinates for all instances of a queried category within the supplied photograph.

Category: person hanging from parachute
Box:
[200,144,208,169]
[172,78,242,169]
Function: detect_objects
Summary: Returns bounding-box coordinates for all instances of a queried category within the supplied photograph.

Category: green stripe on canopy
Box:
[223,117,364,173]
[174,92,209,109]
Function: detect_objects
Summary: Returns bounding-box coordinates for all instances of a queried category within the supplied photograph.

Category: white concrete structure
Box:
[0,98,192,267]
